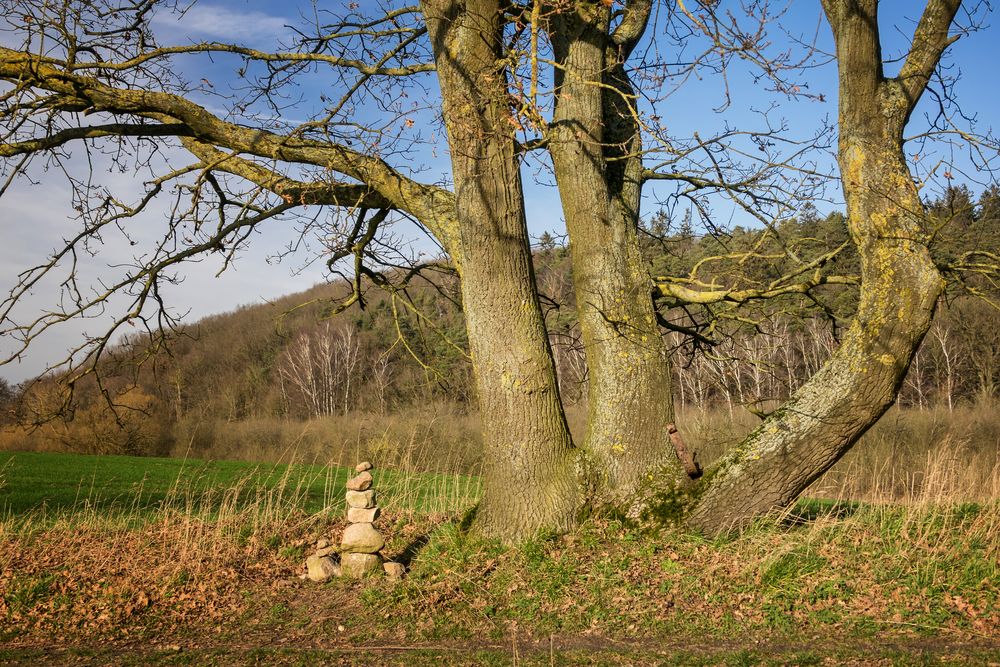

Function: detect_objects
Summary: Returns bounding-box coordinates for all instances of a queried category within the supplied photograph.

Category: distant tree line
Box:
[2,186,998,457]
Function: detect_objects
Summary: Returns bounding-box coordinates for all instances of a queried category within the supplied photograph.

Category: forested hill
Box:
[4,185,999,459]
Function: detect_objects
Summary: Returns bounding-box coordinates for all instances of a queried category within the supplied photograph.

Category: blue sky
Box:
[1,0,998,382]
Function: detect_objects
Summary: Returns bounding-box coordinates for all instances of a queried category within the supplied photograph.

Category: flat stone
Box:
[346,471,373,491]
[305,555,341,582]
[383,561,405,580]
[355,461,373,473]
[340,522,385,553]
[316,538,330,550]
[345,489,376,509]
[315,545,338,558]
[341,552,381,579]
[347,506,380,524]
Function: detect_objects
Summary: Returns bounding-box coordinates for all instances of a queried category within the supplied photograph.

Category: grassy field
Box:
[0,452,331,517]
[1,447,997,665]
[0,451,481,521]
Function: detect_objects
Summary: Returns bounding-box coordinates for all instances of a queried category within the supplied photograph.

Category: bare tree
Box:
[277,321,362,417]
[369,351,394,415]
[929,319,957,411]
[685,0,986,533]
[1,0,996,541]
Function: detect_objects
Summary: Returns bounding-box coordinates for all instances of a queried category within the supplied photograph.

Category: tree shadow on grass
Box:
[780,497,862,526]
[390,504,478,566]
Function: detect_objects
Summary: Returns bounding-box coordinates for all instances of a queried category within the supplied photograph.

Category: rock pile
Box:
[340,461,384,578]
[302,461,405,582]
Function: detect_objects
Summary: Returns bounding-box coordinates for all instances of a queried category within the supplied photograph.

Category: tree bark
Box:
[549,4,684,507]
[683,0,958,535]
[421,0,581,540]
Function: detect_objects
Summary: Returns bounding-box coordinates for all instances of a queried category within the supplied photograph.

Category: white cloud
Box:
[0,146,329,383]
[151,4,289,43]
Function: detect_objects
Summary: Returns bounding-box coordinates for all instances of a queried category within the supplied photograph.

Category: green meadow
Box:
[0,451,481,520]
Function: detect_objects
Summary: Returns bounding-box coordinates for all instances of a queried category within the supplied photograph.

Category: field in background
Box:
[682,400,1000,504]
[3,400,998,515]
[0,452,481,523]
[0,401,486,475]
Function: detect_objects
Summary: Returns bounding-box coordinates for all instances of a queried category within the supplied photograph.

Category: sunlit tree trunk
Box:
[930,320,956,411]
[549,3,685,507]
[682,0,957,535]
[905,345,928,410]
[422,0,581,540]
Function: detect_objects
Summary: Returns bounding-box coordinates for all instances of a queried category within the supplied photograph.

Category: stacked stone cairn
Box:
[303,461,405,582]
[340,461,384,577]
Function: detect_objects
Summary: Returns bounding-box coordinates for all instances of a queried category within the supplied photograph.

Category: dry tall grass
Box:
[173,402,485,474]
[809,402,1000,504]
[675,399,1000,506]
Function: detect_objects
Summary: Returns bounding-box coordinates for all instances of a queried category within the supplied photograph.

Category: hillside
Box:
[2,188,999,468]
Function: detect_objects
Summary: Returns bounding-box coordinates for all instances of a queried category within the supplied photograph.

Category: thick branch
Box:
[180,139,391,209]
[0,46,461,260]
[655,273,858,307]
[611,0,653,56]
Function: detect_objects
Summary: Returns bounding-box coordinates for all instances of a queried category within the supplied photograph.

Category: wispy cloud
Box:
[151,4,289,43]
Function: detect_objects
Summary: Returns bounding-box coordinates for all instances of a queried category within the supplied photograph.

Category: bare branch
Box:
[0,121,192,157]
[896,0,964,116]
[0,45,461,258]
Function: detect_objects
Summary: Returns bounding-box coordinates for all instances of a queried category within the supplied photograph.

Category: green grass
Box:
[0,451,481,520]
[0,451,316,515]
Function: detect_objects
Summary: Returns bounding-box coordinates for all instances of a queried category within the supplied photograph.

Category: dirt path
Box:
[3,636,997,666]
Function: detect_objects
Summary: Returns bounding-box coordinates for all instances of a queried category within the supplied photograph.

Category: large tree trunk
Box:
[549,4,684,506]
[421,0,580,540]
[683,0,958,535]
